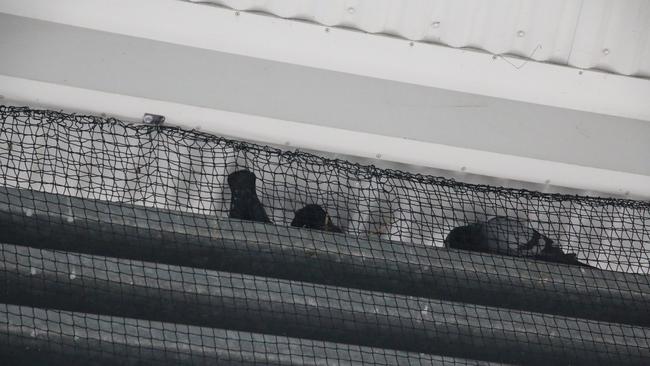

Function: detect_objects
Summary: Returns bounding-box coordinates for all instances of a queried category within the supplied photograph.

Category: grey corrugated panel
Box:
[1,244,648,365]
[0,304,503,366]
[0,186,648,326]
[186,0,650,78]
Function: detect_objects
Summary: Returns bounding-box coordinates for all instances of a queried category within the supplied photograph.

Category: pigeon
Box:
[291,204,343,233]
[444,216,592,267]
[227,170,271,223]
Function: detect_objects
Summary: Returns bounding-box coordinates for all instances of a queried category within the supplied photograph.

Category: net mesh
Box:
[0,105,648,365]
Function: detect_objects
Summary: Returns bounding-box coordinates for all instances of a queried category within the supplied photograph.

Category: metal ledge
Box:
[0,304,501,366]
[2,76,650,198]
[0,186,648,328]
[1,244,649,365]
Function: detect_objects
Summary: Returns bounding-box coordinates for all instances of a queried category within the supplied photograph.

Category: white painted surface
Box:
[190,0,650,78]
[3,75,650,199]
[1,14,649,177]
[1,0,650,122]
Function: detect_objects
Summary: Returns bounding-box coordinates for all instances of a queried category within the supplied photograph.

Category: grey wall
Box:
[1,13,649,176]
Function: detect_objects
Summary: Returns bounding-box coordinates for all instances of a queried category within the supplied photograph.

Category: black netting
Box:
[0,105,648,365]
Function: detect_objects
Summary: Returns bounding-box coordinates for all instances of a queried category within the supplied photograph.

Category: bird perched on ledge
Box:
[227,170,271,224]
[291,204,343,233]
[444,216,592,267]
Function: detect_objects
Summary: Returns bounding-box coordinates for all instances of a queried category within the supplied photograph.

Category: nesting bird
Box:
[444,216,591,267]
[227,170,271,223]
[291,204,343,233]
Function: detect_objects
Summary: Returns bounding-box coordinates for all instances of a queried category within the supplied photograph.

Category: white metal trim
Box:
[2,75,649,199]
[1,0,650,122]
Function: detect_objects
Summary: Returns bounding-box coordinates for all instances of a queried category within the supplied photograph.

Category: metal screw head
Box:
[517,30,525,37]
[431,21,440,28]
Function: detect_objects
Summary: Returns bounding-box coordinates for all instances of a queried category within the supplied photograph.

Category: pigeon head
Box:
[541,234,555,249]
[292,204,328,229]
[227,170,257,191]
[539,234,561,255]
[444,224,486,251]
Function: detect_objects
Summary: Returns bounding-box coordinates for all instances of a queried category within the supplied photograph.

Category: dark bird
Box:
[227,170,271,223]
[444,216,592,267]
[291,204,343,233]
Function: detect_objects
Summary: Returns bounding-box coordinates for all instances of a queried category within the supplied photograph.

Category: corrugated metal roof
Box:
[189,0,650,78]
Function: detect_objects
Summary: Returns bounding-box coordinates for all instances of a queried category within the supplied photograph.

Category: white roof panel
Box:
[190,0,650,78]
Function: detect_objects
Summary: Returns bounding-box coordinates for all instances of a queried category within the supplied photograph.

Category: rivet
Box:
[517,30,525,37]
[143,115,154,124]
[544,179,551,184]
[578,70,583,75]
[347,7,356,14]
[375,153,382,159]
[325,27,330,33]
[235,11,240,16]
[431,21,441,28]
[409,41,414,47]
[492,55,498,60]
[602,48,610,55]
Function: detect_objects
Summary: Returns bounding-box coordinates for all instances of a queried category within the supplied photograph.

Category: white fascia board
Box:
[1,0,650,122]
[2,75,649,199]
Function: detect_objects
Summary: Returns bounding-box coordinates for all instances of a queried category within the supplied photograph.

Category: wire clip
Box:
[142,113,165,125]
